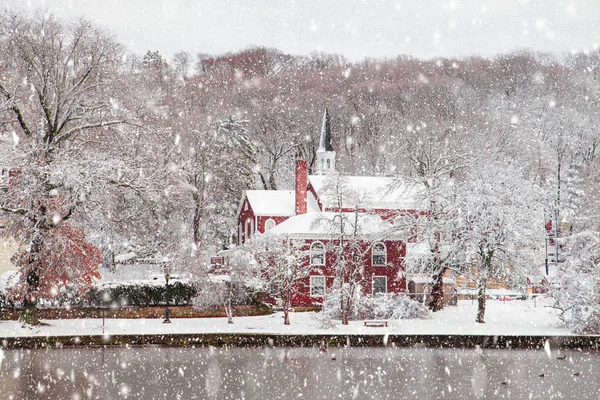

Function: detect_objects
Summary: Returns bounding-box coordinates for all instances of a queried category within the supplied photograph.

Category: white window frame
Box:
[310,275,326,297]
[371,242,387,266]
[264,218,276,232]
[372,276,387,295]
[310,241,325,266]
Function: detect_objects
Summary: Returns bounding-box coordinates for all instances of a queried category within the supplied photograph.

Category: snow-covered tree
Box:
[398,125,471,312]
[315,173,373,325]
[8,222,102,323]
[250,233,312,325]
[453,161,544,323]
[549,231,600,333]
[0,12,129,323]
[192,246,256,324]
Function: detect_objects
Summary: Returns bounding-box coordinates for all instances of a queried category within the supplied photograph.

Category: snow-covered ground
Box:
[0,298,572,338]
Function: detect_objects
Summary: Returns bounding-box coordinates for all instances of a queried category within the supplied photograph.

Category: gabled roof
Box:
[239,189,321,217]
[243,190,296,216]
[308,175,422,211]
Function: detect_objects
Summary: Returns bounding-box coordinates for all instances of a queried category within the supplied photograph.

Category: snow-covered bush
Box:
[322,289,430,321]
[192,280,251,309]
[310,310,337,330]
[570,306,600,334]
[548,232,600,334]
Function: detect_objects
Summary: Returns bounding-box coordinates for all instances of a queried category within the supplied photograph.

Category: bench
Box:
[363,320,388,327]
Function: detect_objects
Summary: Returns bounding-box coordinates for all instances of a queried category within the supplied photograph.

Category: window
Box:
[372,242,387,266]
[269,280,280,296]
[310,276,325,297]
[264,218,276,232]
[310,241,325,266]
[372,276,387,295]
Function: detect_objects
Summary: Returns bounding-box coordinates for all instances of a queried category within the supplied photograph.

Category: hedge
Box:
[87,282,198,307]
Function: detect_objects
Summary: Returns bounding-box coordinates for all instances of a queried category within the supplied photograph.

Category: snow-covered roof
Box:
[267,211,396,238]
[114,252,137,263]
[406,275,455,284]
[308,175,422,210]
[244,190,295,216]
[243,189,321,217]
[405,242,431,258]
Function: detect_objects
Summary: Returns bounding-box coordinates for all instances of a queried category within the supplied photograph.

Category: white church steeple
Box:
[316,109,336,175]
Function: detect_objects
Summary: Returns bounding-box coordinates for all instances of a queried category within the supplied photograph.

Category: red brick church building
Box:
[235,110,422,307]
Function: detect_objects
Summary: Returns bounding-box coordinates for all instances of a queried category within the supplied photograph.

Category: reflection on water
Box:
[0,345,599,399]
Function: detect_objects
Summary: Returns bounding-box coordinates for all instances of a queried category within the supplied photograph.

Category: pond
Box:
[0,345,598,399]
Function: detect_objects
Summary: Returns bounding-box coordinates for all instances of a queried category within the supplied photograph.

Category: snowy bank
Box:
[1,299,584,347]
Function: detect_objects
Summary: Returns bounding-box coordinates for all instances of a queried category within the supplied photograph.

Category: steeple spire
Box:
[318,109,334,152]
[315,109,336,175]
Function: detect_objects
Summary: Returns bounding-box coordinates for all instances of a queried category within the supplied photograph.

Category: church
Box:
[234,110,423,307]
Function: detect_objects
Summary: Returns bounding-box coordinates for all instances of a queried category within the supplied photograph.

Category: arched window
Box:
[264,218,276,232]
[310,241,325,266]
[372,242,387,266]
[326,159,331,169]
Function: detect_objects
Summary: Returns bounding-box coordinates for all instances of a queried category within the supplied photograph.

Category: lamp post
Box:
[163,264,171,324]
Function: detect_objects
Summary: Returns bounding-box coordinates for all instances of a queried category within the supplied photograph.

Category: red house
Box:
[235,110,422,307]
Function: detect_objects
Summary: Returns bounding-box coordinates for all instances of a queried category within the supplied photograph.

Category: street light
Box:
[163,264,171,324]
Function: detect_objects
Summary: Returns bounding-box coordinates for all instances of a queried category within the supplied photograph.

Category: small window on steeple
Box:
[326,159,331,169]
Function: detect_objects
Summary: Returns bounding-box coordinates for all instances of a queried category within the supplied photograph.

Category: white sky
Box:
[3,0,599,62]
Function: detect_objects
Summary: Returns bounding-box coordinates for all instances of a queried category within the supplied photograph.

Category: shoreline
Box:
[2,332,599,350]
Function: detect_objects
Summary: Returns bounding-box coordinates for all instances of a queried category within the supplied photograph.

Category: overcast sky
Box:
[3,0,599,62]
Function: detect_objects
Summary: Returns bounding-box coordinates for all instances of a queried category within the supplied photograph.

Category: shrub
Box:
[192,280,252,308]
[323,289,430,321]
[566,305,600,334]
[85,283,198,308]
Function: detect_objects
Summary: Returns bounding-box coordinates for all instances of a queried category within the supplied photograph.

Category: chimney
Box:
[295,159,307,215]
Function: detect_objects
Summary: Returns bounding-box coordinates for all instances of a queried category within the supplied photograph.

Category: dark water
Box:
[0,345,599,399]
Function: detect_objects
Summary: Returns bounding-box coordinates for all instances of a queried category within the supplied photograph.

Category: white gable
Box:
[243,189,321,217]
[245,190,296,216]
[308,175,421,210]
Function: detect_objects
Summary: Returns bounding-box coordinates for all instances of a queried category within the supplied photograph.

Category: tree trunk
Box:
[20,297,40,325]
[224,302,233,324]
[341,293,349,325]
[192,194,202,246]
[20,228,43,325]
[283,297,291,325]
[429,266,447,312]
[225,287,233,324]
[340,281,351,325]
[476,277,487,323]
